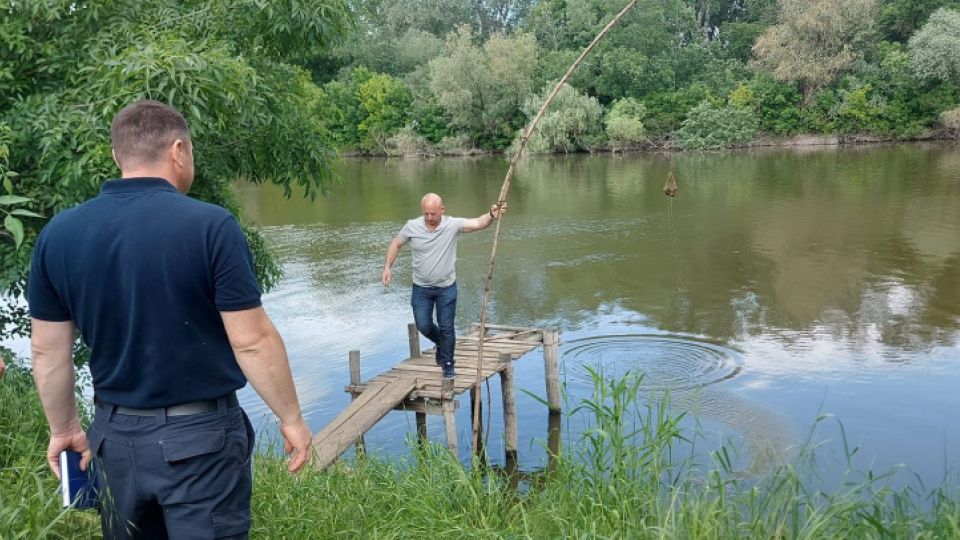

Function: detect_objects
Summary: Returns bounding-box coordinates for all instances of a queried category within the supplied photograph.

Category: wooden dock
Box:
[312,323,560,470]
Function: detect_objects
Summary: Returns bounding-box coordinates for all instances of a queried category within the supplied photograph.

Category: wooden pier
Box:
[312,322,560,470]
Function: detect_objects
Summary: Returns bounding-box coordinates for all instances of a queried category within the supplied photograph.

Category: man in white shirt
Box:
[381,193,506,378]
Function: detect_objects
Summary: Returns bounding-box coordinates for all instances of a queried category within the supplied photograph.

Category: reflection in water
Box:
[236,143,960,484]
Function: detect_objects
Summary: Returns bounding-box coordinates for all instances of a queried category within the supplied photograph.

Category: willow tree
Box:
[0,1,351,340]
[908,8,960,85]
[752,0,877,103]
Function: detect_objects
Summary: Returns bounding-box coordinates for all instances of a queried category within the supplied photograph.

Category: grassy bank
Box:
[2,362,958,539]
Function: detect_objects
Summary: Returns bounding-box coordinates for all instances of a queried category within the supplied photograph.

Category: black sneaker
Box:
[442,363,455,379]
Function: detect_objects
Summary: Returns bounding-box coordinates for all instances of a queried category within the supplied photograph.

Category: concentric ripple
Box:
[564,334,743,391]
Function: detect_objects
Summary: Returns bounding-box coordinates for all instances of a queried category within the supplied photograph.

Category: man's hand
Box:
[489,201,508,219]
[381,266,392,287]
[280,415,313,473]
[47,428,91,479]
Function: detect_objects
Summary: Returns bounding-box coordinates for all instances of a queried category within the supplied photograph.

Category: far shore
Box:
[338,130,960,159]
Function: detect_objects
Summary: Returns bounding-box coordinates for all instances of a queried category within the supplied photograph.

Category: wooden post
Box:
[543,329,561,414]
[499,353,518,470]
[348,350,365,455]
[408,324,428,439]
[547,412,561,477]
[470,387,486,464]
[407,323,420,357]
[416,411,427,444]
[443,400,458,455]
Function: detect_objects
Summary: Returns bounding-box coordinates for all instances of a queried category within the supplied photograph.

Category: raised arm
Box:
[462,202,507,233]
[32,318,89,477]
[382,236,406,286]
[220,307,311,473]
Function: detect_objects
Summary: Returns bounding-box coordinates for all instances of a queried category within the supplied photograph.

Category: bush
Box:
[605,98,647,152]
[676,99,759,149]
[942,107,960,131]
[388,126,435,158]
[514,83,605,154]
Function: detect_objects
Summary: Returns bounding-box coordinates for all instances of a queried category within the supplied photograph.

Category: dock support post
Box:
[408,323,428,443]
[443,400,458,455]
[407,323,421,357]
[499,353,518,470]
[543,329,561,414]
[470,387,486,464]
[348,350,365,455]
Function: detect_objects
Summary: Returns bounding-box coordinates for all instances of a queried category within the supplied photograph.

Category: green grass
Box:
[2,361,958,539]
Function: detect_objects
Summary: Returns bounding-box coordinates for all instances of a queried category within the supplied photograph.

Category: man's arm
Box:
[381,236,405,286]
[221,307,311,473]
[462,202,507,233]
[31,318,90,478]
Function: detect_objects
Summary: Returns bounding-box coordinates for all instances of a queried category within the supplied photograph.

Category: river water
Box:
[237,143,960,485]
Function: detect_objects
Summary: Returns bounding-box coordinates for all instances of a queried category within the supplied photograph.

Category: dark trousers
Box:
[411,282,457,367]
[87,400,255,539]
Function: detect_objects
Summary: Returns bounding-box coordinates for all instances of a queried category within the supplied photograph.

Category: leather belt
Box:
[97,392,239,417]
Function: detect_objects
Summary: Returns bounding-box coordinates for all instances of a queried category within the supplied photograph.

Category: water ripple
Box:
[564,334,743,391]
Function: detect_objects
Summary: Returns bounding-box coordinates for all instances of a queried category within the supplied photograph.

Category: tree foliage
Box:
[429,26,537,147]
[605,98,647,151]
[677,98,759,149]
[908,8,960,84]
[0,0,351,339]
[516,83,605,154]
[753,0,877,102]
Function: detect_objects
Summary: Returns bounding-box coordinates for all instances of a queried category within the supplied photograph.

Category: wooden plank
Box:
[313,377,418,471]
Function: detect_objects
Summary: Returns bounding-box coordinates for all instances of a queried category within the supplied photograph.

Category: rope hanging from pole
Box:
[470,0,640,455]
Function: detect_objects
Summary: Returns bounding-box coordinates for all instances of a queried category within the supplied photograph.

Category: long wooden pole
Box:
[470,0,639,453]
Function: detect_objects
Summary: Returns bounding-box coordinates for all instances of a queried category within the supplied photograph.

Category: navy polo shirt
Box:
[28,178,262,407]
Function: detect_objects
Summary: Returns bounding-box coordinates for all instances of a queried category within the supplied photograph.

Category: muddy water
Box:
[237,143,960,484]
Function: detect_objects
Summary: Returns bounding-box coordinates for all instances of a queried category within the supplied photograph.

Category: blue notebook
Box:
[59,450,99,509]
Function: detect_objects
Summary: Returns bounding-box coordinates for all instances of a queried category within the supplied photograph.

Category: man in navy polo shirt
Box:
[29,100,311,539]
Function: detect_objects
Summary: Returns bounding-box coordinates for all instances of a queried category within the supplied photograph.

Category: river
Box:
[234,143,959,485]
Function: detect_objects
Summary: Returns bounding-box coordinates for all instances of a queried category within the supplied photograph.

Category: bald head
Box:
[421,193,445,229]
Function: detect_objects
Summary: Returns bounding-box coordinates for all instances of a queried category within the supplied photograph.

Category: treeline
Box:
[307,0,960,155]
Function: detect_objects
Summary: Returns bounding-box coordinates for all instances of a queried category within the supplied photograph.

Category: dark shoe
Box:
[442,363,455,379]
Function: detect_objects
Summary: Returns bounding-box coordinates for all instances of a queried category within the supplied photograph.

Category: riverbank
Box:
[3,362,958,538]
[337,130,960,158]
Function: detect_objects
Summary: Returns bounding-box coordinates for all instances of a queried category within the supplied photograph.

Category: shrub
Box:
[942,107,960,131]
[676,99,759,149]
[605,98,647,152]
[515,83,605,154]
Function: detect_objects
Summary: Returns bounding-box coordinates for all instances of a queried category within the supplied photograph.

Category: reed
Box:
[2,361,957,538]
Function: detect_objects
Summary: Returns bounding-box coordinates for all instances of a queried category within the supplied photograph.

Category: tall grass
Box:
[2,360,958,538]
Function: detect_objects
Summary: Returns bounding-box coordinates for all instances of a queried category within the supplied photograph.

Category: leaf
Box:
[11,209,43,218]
[0,195,32,205]
[2,177,11,194]
[4,214,24,248]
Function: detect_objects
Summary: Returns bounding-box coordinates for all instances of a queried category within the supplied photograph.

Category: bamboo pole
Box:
[470,0,640,452]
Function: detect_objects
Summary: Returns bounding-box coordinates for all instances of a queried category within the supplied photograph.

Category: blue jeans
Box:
[411,283,457,369]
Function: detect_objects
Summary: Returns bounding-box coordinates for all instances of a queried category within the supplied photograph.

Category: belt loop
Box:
[155,405,168,425]
[107,403,117,423]
[217,396,228,417]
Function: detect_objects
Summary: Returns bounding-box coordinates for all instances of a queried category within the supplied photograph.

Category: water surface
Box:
[237,144,960,484]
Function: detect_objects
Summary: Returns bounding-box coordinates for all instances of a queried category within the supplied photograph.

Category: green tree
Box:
[878,0,960,42]
[0,1,351,340]
[605,98,647,151]
[676,98,759,148]
[908,8,960,84]
[357,73,414,152]
[429,26,537,148]
[515,83,606,154]
[753,0,877,103]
